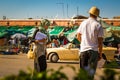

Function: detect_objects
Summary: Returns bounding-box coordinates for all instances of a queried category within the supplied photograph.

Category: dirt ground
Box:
[0,54,119,80]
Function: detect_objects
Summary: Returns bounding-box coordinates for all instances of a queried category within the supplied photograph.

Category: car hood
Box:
[103,47,117,50]
[47,47,65,52]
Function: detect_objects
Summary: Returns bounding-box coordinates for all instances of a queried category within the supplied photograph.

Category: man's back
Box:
[77,17,103,52]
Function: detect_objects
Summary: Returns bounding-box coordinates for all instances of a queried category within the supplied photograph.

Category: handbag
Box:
[27,43,35,59]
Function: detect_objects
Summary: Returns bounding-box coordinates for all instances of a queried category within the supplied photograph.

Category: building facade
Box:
[0,19,120,27]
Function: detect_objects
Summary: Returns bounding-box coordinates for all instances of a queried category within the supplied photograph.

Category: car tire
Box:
[49,53,59,63]
[102,53,110,64]
[102,54,107,60]
[114,54,120,65]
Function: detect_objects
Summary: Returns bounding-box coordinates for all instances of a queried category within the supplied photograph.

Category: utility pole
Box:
[56,3,64,18]
[77,6,79,16]
[67,4,69,18]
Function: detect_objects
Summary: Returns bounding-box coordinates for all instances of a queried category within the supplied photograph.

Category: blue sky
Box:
[0,0,120,19]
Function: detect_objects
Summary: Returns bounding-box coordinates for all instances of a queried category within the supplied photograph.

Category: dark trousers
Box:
[34,55,47,72]
[80,50,99,79]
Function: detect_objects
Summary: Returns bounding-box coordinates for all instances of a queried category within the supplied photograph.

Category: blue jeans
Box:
[80,50,99,79]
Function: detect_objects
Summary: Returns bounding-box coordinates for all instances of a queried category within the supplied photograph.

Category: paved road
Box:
[0,54,119,80]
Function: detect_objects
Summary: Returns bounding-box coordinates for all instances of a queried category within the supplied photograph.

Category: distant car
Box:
[46,43,117,63]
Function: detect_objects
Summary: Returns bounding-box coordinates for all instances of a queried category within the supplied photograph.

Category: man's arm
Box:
[35,38,46,43]
[98,37,103,59]
[76,33,81,42]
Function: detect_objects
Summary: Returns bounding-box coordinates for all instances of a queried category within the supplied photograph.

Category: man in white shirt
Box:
[77,6,103,79]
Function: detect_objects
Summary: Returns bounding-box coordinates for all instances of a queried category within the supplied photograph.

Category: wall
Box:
[0,19,120,27]
[0,38,6,46]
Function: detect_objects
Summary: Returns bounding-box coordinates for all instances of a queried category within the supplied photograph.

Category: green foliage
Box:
[104,61,120,68]
[74,69,93,80]
[100,69,117,80]
[1,63,120,80]
[1,66,68,80]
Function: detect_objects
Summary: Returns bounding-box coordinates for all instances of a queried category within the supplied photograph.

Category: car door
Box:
[69,48,79,60]
[59,48,79,60]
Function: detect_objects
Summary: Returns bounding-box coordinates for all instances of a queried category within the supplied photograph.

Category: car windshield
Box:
[62,43,75,48]
[62,44,69,48]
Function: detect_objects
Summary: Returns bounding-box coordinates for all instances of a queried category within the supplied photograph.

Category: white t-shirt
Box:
[77,17,104,52]
[35,31,47,44]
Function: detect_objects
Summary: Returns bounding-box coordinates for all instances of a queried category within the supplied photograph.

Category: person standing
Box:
[76,6,104,79]
[33,19,51,72]
[33,28,47,72]
[40,19,51,44]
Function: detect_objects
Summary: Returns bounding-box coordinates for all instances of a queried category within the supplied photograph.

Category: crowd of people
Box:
[47,36,70,48]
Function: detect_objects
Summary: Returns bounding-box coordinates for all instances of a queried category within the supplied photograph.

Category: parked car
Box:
[46,43,117,63]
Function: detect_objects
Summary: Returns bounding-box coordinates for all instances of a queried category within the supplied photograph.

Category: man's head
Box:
[89,6,100,18]
[40,19,50,30]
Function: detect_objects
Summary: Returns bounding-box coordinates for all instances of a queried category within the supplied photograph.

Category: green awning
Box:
[106,26,120,32]
[100,20,111,28]
[66,29,77,42]
[64,29,76,36]
[18,26,34,34]
[0,32,8,38]
[49,26,64,36]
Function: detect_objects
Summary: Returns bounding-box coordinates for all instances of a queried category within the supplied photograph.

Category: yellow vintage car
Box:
[46,43,117,63]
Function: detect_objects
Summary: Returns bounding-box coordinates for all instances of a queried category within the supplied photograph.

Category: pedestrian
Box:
[76,6,104,79]
[40,19,51,44]
[51,39,56,48]
[8,38,16,47]
[33,19,51,72]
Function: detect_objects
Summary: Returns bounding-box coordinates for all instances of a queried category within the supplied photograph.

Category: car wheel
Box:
[114,54,120,65]
[49,53,59,63]
[102,54,107,60]
[102,53,109,64]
